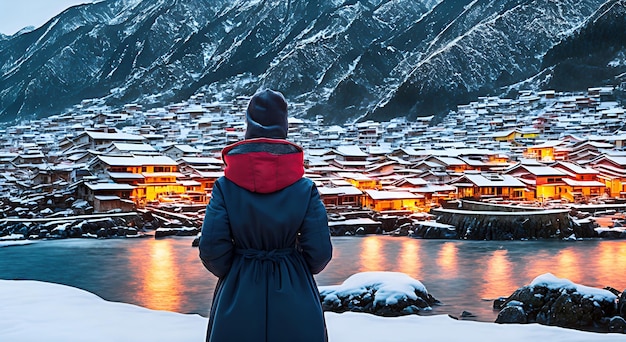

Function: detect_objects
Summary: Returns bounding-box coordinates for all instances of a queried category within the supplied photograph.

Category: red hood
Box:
[222,138,305,193]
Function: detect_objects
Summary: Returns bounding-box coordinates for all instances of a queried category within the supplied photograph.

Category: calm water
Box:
[1,236,626,322]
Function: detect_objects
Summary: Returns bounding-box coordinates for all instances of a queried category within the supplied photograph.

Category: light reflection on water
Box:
[1,236,626,322]
[132,240,182,312]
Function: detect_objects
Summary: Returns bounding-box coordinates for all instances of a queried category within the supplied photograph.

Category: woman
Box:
[199,89,333,342]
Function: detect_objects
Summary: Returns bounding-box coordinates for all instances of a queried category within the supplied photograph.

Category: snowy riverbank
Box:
[1,278,625,341]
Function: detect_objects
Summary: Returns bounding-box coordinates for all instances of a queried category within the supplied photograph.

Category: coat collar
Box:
[222,138,304,193]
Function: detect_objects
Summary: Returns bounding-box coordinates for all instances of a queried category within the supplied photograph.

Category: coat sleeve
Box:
[198,180,234,278]
[298,183,333,274]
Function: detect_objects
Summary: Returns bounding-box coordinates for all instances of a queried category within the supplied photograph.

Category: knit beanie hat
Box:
[244,89,289,139]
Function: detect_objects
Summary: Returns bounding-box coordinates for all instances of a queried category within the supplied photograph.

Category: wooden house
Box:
[505,163,567,201]
[89,155,184,206]
[523,140,565,162]
[567,141,614,163]
[421,156,469,174]
[330,145,371,170]
[392,177,456,205]
[449,172,528,201]
[316,184,363,208]
[590,156,626,198]
[362,189,425,212]
[162,144,203,160]
[105,142,159,156]
[188,170,224,195]
[552,161,606,202]
[78,181,136,212]
[62,131,147,152]
[336,172,380,190]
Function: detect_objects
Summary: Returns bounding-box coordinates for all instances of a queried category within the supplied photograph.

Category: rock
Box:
[319,272,440,317]
[68,225,83,238]
[96,228,108,238]
[496,274,619,332]
[619,290,626,318]
[192,234,201,247]
[608,316,626,333]
[495,306,527,324]
[493,297,508,310]
[461,311,475,318]
[355,227,366,235]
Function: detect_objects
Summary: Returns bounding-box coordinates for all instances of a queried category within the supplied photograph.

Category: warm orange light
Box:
[136,241,182,312]
[479,249,515,299]
[591,241,626,287]
[554,249,580,283]
[524,250,556,280]
[359,236,383,272]
[397,239,421,279]
[437,242,458,276]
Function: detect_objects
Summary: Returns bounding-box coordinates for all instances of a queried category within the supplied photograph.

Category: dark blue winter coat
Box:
[199,138,333,342]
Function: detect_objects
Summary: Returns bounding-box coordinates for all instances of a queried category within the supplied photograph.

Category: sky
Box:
[0,265,624,342]
[0,1,94,35]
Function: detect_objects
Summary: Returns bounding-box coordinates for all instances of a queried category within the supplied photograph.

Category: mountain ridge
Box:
[0,0,623,124]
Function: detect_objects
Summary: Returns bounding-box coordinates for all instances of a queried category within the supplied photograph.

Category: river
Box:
[1,236,625,322]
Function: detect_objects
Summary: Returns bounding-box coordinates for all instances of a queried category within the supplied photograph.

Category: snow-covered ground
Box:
[1,273,624,341]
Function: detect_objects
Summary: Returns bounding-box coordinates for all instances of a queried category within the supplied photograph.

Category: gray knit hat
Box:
[244,89,289,139]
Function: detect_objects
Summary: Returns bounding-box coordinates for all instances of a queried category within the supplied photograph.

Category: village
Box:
[1,86,626,240]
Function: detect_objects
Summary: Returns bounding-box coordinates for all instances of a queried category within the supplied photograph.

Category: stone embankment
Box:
[428,200,626,240]
[430,207,571,240]
[0,196,160,240]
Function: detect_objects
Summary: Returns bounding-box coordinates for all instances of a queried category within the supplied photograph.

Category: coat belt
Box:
[235,247,295,262]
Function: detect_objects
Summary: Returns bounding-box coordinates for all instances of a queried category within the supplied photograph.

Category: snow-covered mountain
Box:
[0,0,624,124]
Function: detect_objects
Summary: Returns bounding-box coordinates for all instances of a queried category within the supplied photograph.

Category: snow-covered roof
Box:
[520,165,566,176]
[166,144,201,153]
[317,186,362,196]
[527,140,564,149]
[335,145,368,157]
[561,178,605,187]
[457,173,525,187]
[337,172,374,181]
[86,131,146,141]
[364,189,422,200]
[98,155,178,166]
[84,183,135,191]
[554,161,598,174]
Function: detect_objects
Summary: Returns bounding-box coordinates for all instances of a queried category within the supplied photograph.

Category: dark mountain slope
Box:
[0,0,621,124]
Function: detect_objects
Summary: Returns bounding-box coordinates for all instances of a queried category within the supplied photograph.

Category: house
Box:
[449,172,528,201]
[88,155,184,206]
[488,128,539,142]
[389,146,430,162]
[105,142,159,156]
[61,131,147,152]
[523,140,565,162]
[567,141,614,163]
[505,163,567,201]
[316,184,363,208]
[177,156,223,172]
[336,172,380,190]
[392,177,456,206]
[330,145,371,170]
[552,161,606,202]
[590,156,626,198]
[162,144,203,160]
[362,189,425,212]
[77,181,136,212]
[421,156,469,174]
[187,170,224,195]
[365,160,406,176]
